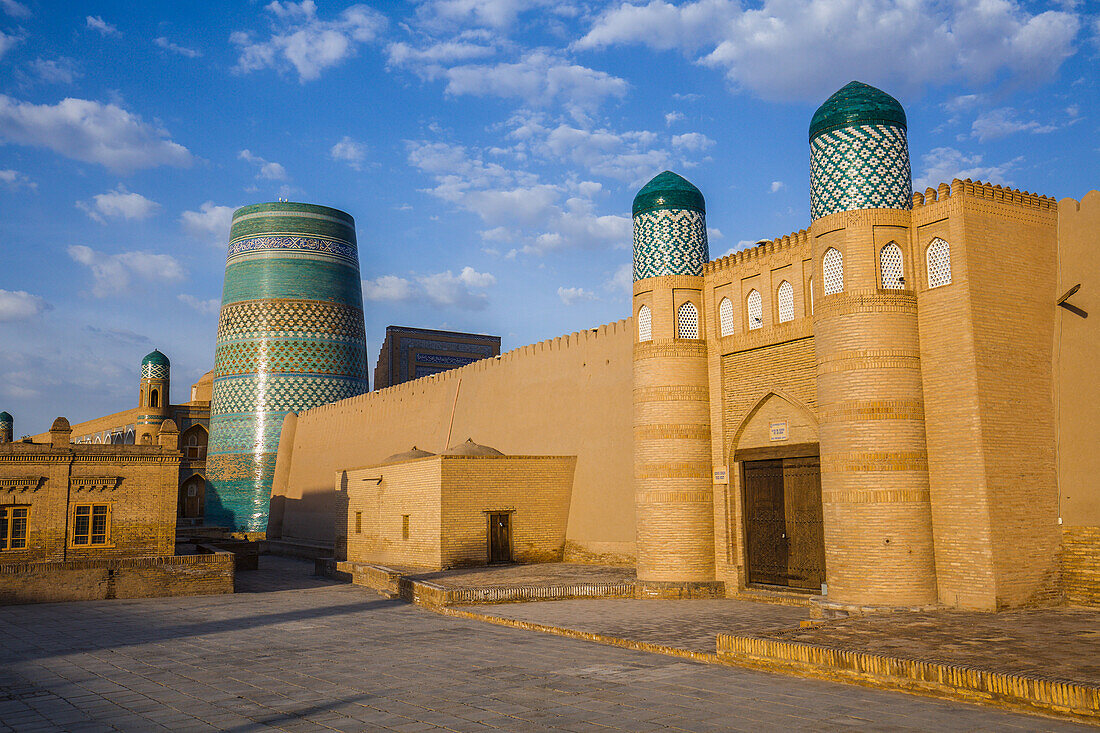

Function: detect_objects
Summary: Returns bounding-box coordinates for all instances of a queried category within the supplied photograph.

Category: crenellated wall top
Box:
[703,228,811,275]
[911,178,1058,211]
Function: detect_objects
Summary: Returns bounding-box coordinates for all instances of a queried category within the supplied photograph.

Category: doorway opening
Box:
[488,512,512,564]
[742,455,825,591]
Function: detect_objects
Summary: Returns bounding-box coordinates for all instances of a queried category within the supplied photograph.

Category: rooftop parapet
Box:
[912,178,1058,210]
[704,228,812,274]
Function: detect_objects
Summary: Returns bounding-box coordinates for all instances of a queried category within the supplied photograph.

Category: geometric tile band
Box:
[141,363,169,379]
[216,300,366,344]
[810,123,912,221]
[227,235,358,265]
[212,339,369,380]
[633,209,709,281]
[209,375,368,418]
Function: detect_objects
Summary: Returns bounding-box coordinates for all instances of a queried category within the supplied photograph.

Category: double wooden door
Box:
[742,456,825,591]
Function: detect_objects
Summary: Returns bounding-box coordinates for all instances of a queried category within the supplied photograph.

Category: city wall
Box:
[271,319,634,564]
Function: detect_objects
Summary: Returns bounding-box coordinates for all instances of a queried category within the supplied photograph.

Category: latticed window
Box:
[823,248,843,295]
[777,281,794,322]
[719,298,734,337]
[0,506,28,550]
[637,304,652,342]
[72,504,110,546]
[677,301,699,339]
[747,289,762,330]
[880,243,904,289]
[927,238,951,288]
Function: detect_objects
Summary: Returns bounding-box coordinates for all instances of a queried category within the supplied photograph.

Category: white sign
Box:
[769,421,789,441]
[713,467,728,483]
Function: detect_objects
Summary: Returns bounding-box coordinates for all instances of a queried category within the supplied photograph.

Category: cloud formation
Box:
[0,95,193,173]
[180,201,236,243]
[77,185,161,223]
[28,57,80,84]
[232,0,386,82]
[0,168,34,190]
[239,149,288,180]
[0,0,30,18]
[177,294,221,315]
[330,136,367,169]
[557,286,597,305]
[0,289,50,322]
[85,15,119,36]
[578,0,1081,101]
[913,147,1019,191]
[970,107,1057,142]
[362,266,496,310]
[155,37,202,58]
[68,245,185,298]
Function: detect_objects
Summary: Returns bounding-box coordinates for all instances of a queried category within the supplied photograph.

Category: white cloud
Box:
[437,51,628,109]
[579,0,1081,101]
[239,149,288,180]
[1,0,30,18]
[913,146,1019,191]
[0,168,35,190]
[671,132,714,151]
[330,136,367,170]
[970,107,1057,142]
[177,294,221,315]
[68,245,185,298]
[665,111,685,126]
[155,37,202,58]
[362,267,496,310]
[0,30,20,59]
[180,202,236,244]
[557,286,597,305]
[386,39,495,67]
[415,0,558,30]
[0,95,193,173]
[232,1,386,83]
[0,289,50,322]
[770,180,785,193]
[86,15,119,36]
[77,185,161,223]
[605,263,632,295]
[27,57,80,84]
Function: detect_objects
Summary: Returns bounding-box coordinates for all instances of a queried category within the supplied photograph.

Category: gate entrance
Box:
[742,456,825,591]
[488,512,512,564]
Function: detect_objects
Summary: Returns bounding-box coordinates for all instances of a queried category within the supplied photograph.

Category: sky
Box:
[0,0,1097,435]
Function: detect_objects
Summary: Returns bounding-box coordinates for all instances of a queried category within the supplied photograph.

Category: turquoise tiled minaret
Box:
[137,349,170,443]
[0,411,12,443]
[632,171,709,281]
[809,81,912,221]
[206,202,370,532]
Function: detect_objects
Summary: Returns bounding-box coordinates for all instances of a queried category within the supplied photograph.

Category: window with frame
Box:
[676,301,699,339]
[0,506,28,550]
[72,504,110,546]
[823,248,844,295]
[927,237,952,288]
[718,297,735,337]
[637,304,652,342]
[880,242,904,289]
[777,280,794,323]
[747,289,762,330]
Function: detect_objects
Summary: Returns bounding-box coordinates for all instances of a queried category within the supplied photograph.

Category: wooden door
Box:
[782,457,825,590]
[743,460,787,586]
[488,513,512,563]
[743,456,825,590]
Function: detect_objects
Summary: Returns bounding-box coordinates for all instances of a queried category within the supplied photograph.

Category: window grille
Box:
[777,281,794,322]
[72,505,110,546]
[638,304,652,342]
[747,289,763,330]
[927,238,951,288]
[719,298,734,336]
[0,506,28,550]
[823,248,843,295]
[677,302,699,339]
[880,243,904,289]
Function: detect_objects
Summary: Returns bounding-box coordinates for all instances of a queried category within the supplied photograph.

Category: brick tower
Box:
[0,411,11,444]
[631,172,721,596]
[136,350,170,445]
[809,82,937,607]
[206,202,370,532]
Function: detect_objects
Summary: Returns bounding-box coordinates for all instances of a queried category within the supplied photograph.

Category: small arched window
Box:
[823,248,844,295]
[637,304,652,342]
[880,242,904,289]
[677,301,699,339]
[718,297,734,337]
[777,281,794,323]
[150,389,159,408]
[747,289,762,330]
[808,277,814,315]
[927,238,951,288]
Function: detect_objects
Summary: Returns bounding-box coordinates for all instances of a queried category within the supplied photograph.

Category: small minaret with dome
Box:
[137,349,171,445]
[631,170,722,596]
[0,411,12,444]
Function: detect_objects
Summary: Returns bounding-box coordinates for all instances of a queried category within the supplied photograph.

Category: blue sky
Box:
[0,0,1096,435]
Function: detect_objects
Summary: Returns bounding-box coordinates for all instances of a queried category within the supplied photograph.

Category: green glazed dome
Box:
[0,411,11,422]
[632,171,706,217]
[809,81,907,140]
[141,350,170,368]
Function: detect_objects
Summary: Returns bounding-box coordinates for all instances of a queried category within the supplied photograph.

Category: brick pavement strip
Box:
[0,556,1095,732]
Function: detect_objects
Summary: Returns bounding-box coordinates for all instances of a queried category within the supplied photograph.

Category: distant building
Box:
[373,326,501,389]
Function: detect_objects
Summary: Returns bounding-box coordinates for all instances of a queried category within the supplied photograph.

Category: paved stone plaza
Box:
[0,558,1093,732]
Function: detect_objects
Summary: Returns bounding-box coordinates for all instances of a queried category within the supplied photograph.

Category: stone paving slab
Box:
[0,556,1095,731]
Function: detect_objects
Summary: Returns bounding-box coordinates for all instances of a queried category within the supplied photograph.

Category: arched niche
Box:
[728,390,819,462]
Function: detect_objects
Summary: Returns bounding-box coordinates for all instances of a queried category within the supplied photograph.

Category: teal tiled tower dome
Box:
[809,81,912,221]
[141,349,170,379]
[0,411,12,444]
[632,171,709,281]
[206,202,370,532]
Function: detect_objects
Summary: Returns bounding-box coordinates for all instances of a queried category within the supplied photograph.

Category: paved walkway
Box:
[1,557,1093,732]
[408,563,636,588]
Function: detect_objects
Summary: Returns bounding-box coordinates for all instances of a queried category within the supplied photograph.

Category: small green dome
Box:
[632,171,705,217]
[809,81,907,140]
[142,350,170,368]
[0,411,11,422]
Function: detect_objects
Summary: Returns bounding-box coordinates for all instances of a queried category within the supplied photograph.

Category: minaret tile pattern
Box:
[0,411,12,444]
[632,171,709,281]
[809,81,912,221]
[206,202,369,532]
